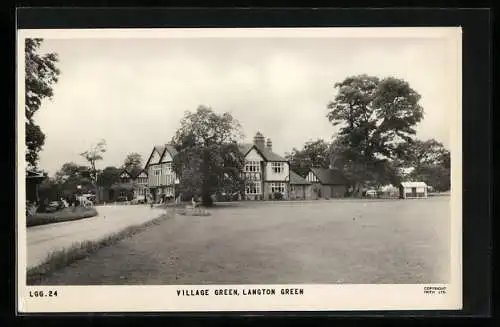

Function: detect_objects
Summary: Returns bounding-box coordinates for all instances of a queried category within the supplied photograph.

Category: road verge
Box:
[27,210,174,285]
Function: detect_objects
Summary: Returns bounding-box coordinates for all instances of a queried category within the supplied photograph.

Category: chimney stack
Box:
[253,132,265,149]
[266,138,273,152]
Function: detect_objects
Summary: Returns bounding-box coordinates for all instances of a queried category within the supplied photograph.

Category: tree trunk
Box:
[93,181,100,204]
[201,192,213,207]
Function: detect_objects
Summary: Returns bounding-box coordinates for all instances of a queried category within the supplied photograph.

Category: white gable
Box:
[245,148,264,161]
[150,149,162,165]
[161,150,173,163]
[120,172,129,178]
[138,172,147,178]
[306,171,318,183]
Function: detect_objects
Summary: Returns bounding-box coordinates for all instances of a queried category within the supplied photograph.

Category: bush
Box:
[27,207,98,227]
[273,192,284,200]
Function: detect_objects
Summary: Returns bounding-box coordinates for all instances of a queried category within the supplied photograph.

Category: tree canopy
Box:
[286,139,330,177]
[123,152,144,176]
[172,105,245,205]
[327,75,424,194]
[97,166,122,188]
[25,38,61,168]
[403,139,451,192]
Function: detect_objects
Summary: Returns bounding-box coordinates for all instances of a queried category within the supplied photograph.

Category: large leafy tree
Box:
[286,139,330,176]
[25,38,61,168]
[122,152,143,177]
[172,105,245,206]
[327,75,424,195]
[403,139,451,192]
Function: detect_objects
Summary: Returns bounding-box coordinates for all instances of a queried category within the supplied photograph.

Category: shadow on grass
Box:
[26,211,174,285]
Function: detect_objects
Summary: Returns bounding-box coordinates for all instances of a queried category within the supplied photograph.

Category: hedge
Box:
[27,207,98,227]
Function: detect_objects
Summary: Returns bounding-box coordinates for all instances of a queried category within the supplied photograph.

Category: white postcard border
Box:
[16,27,462,313]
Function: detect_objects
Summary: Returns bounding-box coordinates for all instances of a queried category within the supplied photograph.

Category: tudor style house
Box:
[239,132,291,200]
[116,169,149,199]
[305,167,349,199]
[144,144,179,202]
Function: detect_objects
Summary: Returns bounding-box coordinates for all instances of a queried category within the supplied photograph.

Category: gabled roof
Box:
[145,144,178,167]
[238,143,287,162]
[127,168,148,179]
[290,170,310,185]
[118,169,133,179]
[401,181,427,188]
[309,167,348,185]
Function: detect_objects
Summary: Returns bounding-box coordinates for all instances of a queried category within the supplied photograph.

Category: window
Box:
[245,181,261,194]
[163,162,172,173]
[270,182,285,194]
[119,191,127,197]
[152,166,161,176]
[245,172,261,181]
[271,162,284,174]
[245,161,261,173]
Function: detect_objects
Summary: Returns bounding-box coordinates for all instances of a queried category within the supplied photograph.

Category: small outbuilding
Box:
[305,167,349,199]
[289,170,312,200]
[399,181,428,199]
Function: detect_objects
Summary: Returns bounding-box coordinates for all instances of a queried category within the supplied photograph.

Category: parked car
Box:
[130,195,146,204]
[365,190,377,198]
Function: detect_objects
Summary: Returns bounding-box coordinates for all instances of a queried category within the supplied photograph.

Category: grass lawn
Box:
[34,197,450,285]
[27,207,98,227]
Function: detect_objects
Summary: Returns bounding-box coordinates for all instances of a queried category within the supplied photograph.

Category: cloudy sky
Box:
[29,30,457,176]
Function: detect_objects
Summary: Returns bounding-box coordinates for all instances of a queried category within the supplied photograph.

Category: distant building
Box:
[305,167,349,199]
[100,169,149,202]
[25,170,47,203]
[144,144,179,202]
[399,181,428,199]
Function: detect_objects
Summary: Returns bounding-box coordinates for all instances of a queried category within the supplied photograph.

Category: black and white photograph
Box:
[17,27,462,312]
